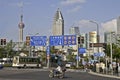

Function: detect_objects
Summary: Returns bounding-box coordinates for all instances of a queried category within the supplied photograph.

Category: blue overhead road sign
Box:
[49,36,64,46]
[64,35,76,45]
[49,35,76,46]
[30,36,47,46]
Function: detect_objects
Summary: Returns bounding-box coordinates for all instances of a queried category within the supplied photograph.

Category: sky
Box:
[0,0,120,42]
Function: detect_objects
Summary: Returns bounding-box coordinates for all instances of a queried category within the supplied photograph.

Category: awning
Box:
[78,48,86,54]
[93,52,105,57]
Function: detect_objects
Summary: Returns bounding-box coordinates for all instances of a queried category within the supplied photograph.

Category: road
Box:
[0,68,119,80]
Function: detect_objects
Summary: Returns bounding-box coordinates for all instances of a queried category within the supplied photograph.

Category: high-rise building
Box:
[52,8,64,49]
[69,27,80,35]
[104,31,116,44]
[116,16,120,41]
[117,16,120,34]
[52,8,64,36]
[89,31,97,43]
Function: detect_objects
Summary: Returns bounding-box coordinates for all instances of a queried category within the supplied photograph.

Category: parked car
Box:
[65,62,75,68]
[0,64,3,69]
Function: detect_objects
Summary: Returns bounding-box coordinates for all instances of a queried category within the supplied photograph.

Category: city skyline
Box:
[0,0,120,42]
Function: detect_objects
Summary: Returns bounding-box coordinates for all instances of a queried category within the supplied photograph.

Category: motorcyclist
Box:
[55,65,62,74]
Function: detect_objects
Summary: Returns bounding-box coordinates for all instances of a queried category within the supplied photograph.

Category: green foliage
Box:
[112,44,120,59]
[0,40,17,58]
[0,47,6,58]
[66,54,75,62]
[105,43,120,61]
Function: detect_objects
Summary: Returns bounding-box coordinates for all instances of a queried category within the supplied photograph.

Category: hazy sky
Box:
[0,0,120,42]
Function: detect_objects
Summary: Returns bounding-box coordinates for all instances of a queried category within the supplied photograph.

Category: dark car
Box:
[0,64,3,69]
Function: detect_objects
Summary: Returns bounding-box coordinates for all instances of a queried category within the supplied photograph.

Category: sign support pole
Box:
[46,38,50,68]
[76,35,79,68]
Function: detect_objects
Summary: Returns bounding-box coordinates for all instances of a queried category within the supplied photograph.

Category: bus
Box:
[12,56,42,68]
[0,58,12,65]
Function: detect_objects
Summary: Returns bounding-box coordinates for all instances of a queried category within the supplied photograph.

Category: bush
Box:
[3,63,12,67]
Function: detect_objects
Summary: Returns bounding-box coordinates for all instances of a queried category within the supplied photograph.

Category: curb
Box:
[66,69,87,72]
[88,71,120,79]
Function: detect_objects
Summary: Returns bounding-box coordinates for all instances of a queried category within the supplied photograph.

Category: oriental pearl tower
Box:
[18,14,25,42]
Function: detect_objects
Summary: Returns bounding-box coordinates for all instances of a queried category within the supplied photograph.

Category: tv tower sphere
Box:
[18,15,25,29]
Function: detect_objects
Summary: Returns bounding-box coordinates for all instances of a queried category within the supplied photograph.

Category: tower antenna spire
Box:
[20,1,23,22]
[18,1,25,42]
[19,1,24,15]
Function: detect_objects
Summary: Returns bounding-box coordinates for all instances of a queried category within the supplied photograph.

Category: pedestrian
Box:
[96,62,99,73]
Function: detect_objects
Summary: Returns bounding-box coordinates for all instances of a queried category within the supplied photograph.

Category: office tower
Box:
[116,16,120,41]
[69,27,80,35]
[104,31,116,44]
[117,16,120,34]
[52,8,64,36]
[89,31,97,43]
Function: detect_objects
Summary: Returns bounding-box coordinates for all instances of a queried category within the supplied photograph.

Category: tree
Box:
[3,40,16,58]
[112,44,120,61]
[0,47,6,58]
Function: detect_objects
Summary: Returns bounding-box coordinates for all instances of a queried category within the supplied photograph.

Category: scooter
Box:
[49,69,65,79]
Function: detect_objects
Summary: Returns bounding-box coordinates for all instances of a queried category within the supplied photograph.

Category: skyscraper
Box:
[89,31,97,43]
[52,8,64,36]
[104,31,116,44]
[116,16,120,41]
[117,16,120,34]
[69,27,80,35]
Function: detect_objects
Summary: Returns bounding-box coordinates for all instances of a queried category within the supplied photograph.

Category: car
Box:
[0,64,3,69]
[65,62,75,68]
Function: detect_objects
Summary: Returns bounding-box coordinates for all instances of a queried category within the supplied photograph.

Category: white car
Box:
[65,62,75,68]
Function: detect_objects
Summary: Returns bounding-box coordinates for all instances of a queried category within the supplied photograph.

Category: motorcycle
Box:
[49,68,66,79]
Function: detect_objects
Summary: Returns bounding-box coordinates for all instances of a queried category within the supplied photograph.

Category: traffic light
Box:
[81,36,84,44]
[3,39,6,45]
[78,37,81,44]
[78,36,84,44]
[103,43,107,53]
[0,39,3,45]
[26,36,30,46]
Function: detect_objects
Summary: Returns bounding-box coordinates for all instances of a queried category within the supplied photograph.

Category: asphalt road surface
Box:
[0,68,119,80]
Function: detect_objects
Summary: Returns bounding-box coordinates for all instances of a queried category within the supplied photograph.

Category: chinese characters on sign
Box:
[30,36,47,46]
[49,36,64,46]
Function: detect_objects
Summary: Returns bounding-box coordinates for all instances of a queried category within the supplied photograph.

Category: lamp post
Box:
[89,21,99,59]
[89,21,99,44]
[76,35,79,68]
[46,38,50,68]
[110,31,115,74]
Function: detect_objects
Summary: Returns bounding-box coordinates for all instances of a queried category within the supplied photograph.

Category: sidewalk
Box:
[88,70,120,79]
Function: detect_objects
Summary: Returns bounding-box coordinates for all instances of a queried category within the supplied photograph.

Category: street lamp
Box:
[110,31,115,74]
[89,20,99,43]
[89,20,99,54]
